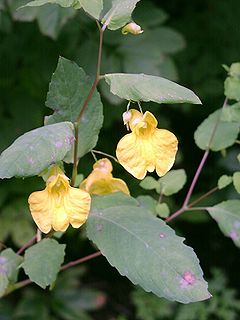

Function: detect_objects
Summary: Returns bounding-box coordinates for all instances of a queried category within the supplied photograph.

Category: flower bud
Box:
[122,111,132,125]
[122,22,144,35]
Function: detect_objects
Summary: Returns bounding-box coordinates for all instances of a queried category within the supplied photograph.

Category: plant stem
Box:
[182,149,209,208]
[166,98,228,222]
[17,234,37,255]
[60,251,102,271]
[4,251,102,297]
[186,207,207,211]
[71,20,104,186]
[188,186,218,208]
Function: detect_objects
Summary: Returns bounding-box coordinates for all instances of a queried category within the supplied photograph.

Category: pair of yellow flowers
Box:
[28,109,178,233]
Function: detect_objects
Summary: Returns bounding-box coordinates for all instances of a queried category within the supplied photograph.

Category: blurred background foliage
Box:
[0,0,240,319]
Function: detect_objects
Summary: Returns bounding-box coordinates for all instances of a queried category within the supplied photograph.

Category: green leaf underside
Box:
[0,122,74,179]
[22,0,75,8]
[233,172,240,193]
[207,200,240,248]
[22,0,103,19]
[80,0,103,19]
[225,77,240,101]
[194,108,239,151]
[104,73,202,104]
[11,1,75,40]
[136,195,158,216]
[102,0,141,30]
[45,57,103,161]
[22,239,66,289]
[87,194,210,303]
[159,169,187,196]
[217,175,233,190]
[140,176,158,190]
[156,203,170,218]
[221,103,240,122]
[0,249,23,297]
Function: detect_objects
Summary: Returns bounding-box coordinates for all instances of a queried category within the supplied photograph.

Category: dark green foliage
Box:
[0,0,240,318]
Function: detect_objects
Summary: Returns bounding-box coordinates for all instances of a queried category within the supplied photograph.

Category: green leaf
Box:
[22,239,66,288]
[224,63,240,101]
[225,78,240,101]
[87,193,210,303]
[156,203,170,218]
[194,108,239,151]
[92,192,138,210]
[21,0,75,8]
[220,103,240,122]
[104,73,201,104]
[0,249,23,297]
[0,122,74,179]
[217,175,233,190]
[102,0,141,30]
[45,57,103,161]
[238,154,240,163]
[0,198,35,247]
[37,4,75,39]
[79,0,103,19]
[0,249,23,283]
[158,169,187,196]
[0,271,8,298]
[139,176,159,190]
[15,1,76,39]
[22,0,103,19]
[137,195,158,216]
[207,200,240,247]
[233,172,240,193]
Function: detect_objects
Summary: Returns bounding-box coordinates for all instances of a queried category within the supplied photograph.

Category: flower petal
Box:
[116,132,149,179]
[116,128,178,179]
[154,128,178,176]
[28,178,91,233]
[93,158,113,173]
[28,189,53,234]
[110,178,130,195]
[65,187,91,228]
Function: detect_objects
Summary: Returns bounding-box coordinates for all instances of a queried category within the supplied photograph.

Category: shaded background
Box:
[0,0,240,319]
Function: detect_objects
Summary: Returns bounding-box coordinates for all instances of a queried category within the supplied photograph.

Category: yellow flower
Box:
[80,158,130,195]
[116,109,178,179]
[28,167,91,234]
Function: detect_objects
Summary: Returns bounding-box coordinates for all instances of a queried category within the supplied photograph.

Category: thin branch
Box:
[4,251,102,297]
[61,251,102,271]
[71,20,104,185]
[166,97,228,223]
[188,186,218,208]
[71,123,79,186]
[186,207,207,211]
[17,234,37,255]
[91,150,98,162]
[75,21,103,124]
[165,207,185,223]
[91,149,119,163]
[182,149,209,208]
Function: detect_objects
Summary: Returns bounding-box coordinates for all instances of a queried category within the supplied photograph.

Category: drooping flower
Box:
[80,158,130,195]
[28,167,91,234]
[116,109,178,179]
[122,22,144,35]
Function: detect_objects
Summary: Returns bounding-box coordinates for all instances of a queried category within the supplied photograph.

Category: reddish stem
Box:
[61,251,102,271]
[17,235,37,255]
